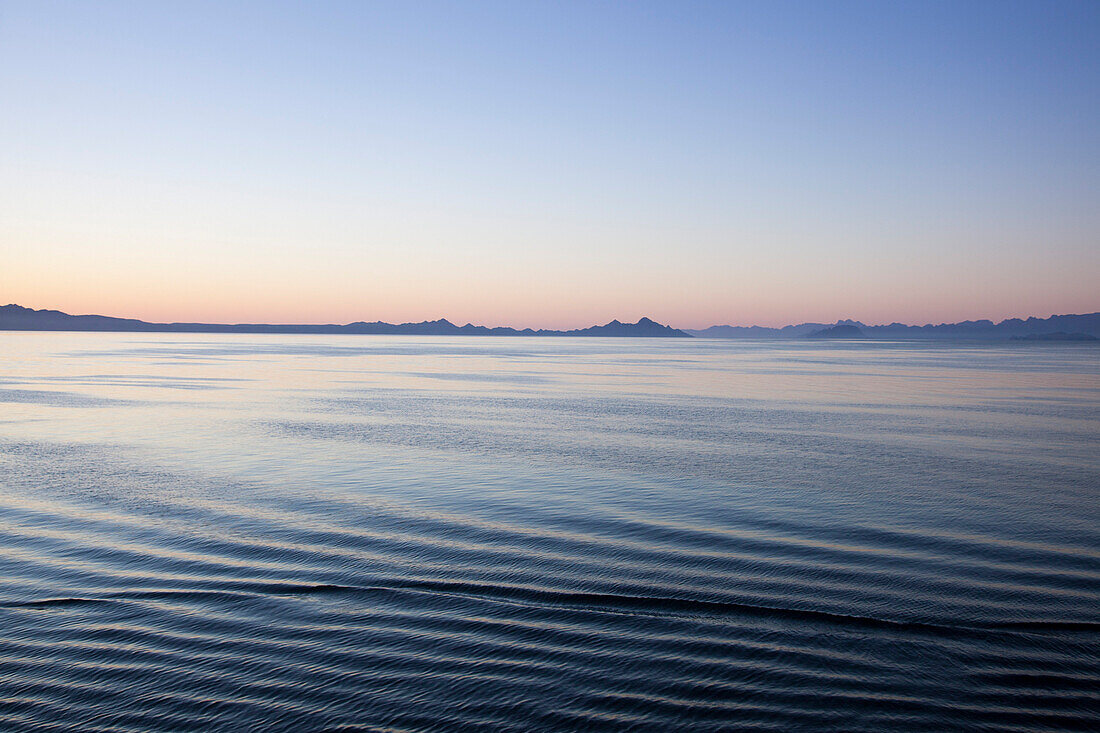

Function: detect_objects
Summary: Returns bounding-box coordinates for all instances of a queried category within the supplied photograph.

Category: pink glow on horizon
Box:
[8,288,1097,332]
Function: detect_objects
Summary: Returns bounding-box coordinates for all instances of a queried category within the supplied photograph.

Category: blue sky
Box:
[2,1,1097,327]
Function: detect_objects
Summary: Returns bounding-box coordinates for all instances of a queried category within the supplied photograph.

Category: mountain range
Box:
[0,305,689,338]
[3,304,1098,340]
[688,313,1100,340]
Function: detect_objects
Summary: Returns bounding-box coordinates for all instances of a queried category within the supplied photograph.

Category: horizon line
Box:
[4,303,1100,334]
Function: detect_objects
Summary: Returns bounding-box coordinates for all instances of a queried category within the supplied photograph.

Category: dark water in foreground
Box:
[0,333,1097,731]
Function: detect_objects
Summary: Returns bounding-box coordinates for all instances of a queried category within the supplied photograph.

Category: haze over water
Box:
[1,332,1097,730]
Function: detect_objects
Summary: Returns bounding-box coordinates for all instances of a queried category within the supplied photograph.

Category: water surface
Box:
[1,333,1098,730]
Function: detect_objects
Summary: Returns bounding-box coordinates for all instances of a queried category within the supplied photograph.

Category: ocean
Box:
[1,333,1097,731]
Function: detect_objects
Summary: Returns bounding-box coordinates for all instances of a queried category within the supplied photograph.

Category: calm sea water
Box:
[0,333,1097,731]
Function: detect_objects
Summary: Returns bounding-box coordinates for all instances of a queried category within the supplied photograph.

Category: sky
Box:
[2,0,1098,329]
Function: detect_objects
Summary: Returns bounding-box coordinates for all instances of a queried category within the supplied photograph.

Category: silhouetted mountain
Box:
[570,317,688,337]
[806,324,865,339]
[688,312,1100,340]
[0,305,690,338]
[688,324,792,338]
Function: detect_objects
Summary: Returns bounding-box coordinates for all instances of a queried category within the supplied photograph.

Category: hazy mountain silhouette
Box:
[0,305,690,338]
[689,313,1100,340]
[7,304,1099,341]
[806,324,865,339]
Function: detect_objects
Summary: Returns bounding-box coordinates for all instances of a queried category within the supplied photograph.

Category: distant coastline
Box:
[0,305,690,338]
[689,313,1100,341]
[3,304,1098,340]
